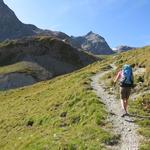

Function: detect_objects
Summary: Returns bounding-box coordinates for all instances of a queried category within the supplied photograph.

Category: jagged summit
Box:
[86,31,101,37]
[86,31,94,36]
[85,31,105,42]
[70,31,114,55]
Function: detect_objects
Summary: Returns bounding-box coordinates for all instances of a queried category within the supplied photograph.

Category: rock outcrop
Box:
[0,36,97,76]
[0,61,53,90]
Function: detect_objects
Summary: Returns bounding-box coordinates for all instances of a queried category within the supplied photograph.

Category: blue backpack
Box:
[120,64,134,87]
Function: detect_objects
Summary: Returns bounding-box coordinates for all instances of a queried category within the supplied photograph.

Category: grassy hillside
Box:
[100,46,150,150]
[0,46,149,150]
[0,60,119,150]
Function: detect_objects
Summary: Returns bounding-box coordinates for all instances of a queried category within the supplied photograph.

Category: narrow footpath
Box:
[91,66,140,150]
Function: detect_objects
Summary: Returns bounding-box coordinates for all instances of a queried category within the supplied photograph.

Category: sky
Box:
[4,0,150,48]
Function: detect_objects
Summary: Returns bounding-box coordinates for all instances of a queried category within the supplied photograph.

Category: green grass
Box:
[129,93,150,150]
[0,60,119,150]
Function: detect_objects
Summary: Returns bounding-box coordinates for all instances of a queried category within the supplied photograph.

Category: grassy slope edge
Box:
[0,60,119,150]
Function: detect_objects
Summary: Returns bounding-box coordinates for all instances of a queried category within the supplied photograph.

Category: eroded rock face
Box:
[0,61,53,90]
[0,37,97,75]
[0,73,36,90]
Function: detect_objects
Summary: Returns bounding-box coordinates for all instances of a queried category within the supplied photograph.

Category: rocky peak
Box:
[70,31,114,55]
[86,31,94,36]
[85,31,105,43]
[0,0,37,41]
[0,0,4,4]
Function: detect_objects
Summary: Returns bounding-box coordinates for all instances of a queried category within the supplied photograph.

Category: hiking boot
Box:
[121,113,126,117]
[121,113,129,117]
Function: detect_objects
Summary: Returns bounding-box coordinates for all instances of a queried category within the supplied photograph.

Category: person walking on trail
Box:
[114,64,134,117]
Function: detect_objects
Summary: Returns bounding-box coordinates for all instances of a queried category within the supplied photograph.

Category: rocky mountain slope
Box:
[70,31,114,55]
[0,0,113,55]
[0,0,38,40]
[0,0,70,41]
[0,36,97,89]
[112,45,136,53]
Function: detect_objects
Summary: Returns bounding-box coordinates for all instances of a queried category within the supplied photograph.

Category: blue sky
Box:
[4,0,150,48]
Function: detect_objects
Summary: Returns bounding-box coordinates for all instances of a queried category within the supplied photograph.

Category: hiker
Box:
[114,64,134,117]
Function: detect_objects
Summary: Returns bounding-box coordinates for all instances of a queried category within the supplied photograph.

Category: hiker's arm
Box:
[132,73,135,88]
[114,72,121,83]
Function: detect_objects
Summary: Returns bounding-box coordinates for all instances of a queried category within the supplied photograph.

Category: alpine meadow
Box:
[0,0,150,150]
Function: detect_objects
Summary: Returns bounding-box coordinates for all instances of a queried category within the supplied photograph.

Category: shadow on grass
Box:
[124,119,136,123]
[123,113,150,123]
[128,114,150,119]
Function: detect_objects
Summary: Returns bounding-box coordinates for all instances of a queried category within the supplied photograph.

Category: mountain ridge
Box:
[0,0,113,55]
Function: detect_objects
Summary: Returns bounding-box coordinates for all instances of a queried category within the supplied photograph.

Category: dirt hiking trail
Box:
[91,65,141,150]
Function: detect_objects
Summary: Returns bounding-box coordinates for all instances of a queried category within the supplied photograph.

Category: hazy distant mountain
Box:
[70,31,114,55]
[112,45,136,53]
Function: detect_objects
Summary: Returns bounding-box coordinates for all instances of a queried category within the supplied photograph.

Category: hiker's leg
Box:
[124,99,128,113]
[120,87,126,112]
[121,99,126,112]
[125,88,131,113]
